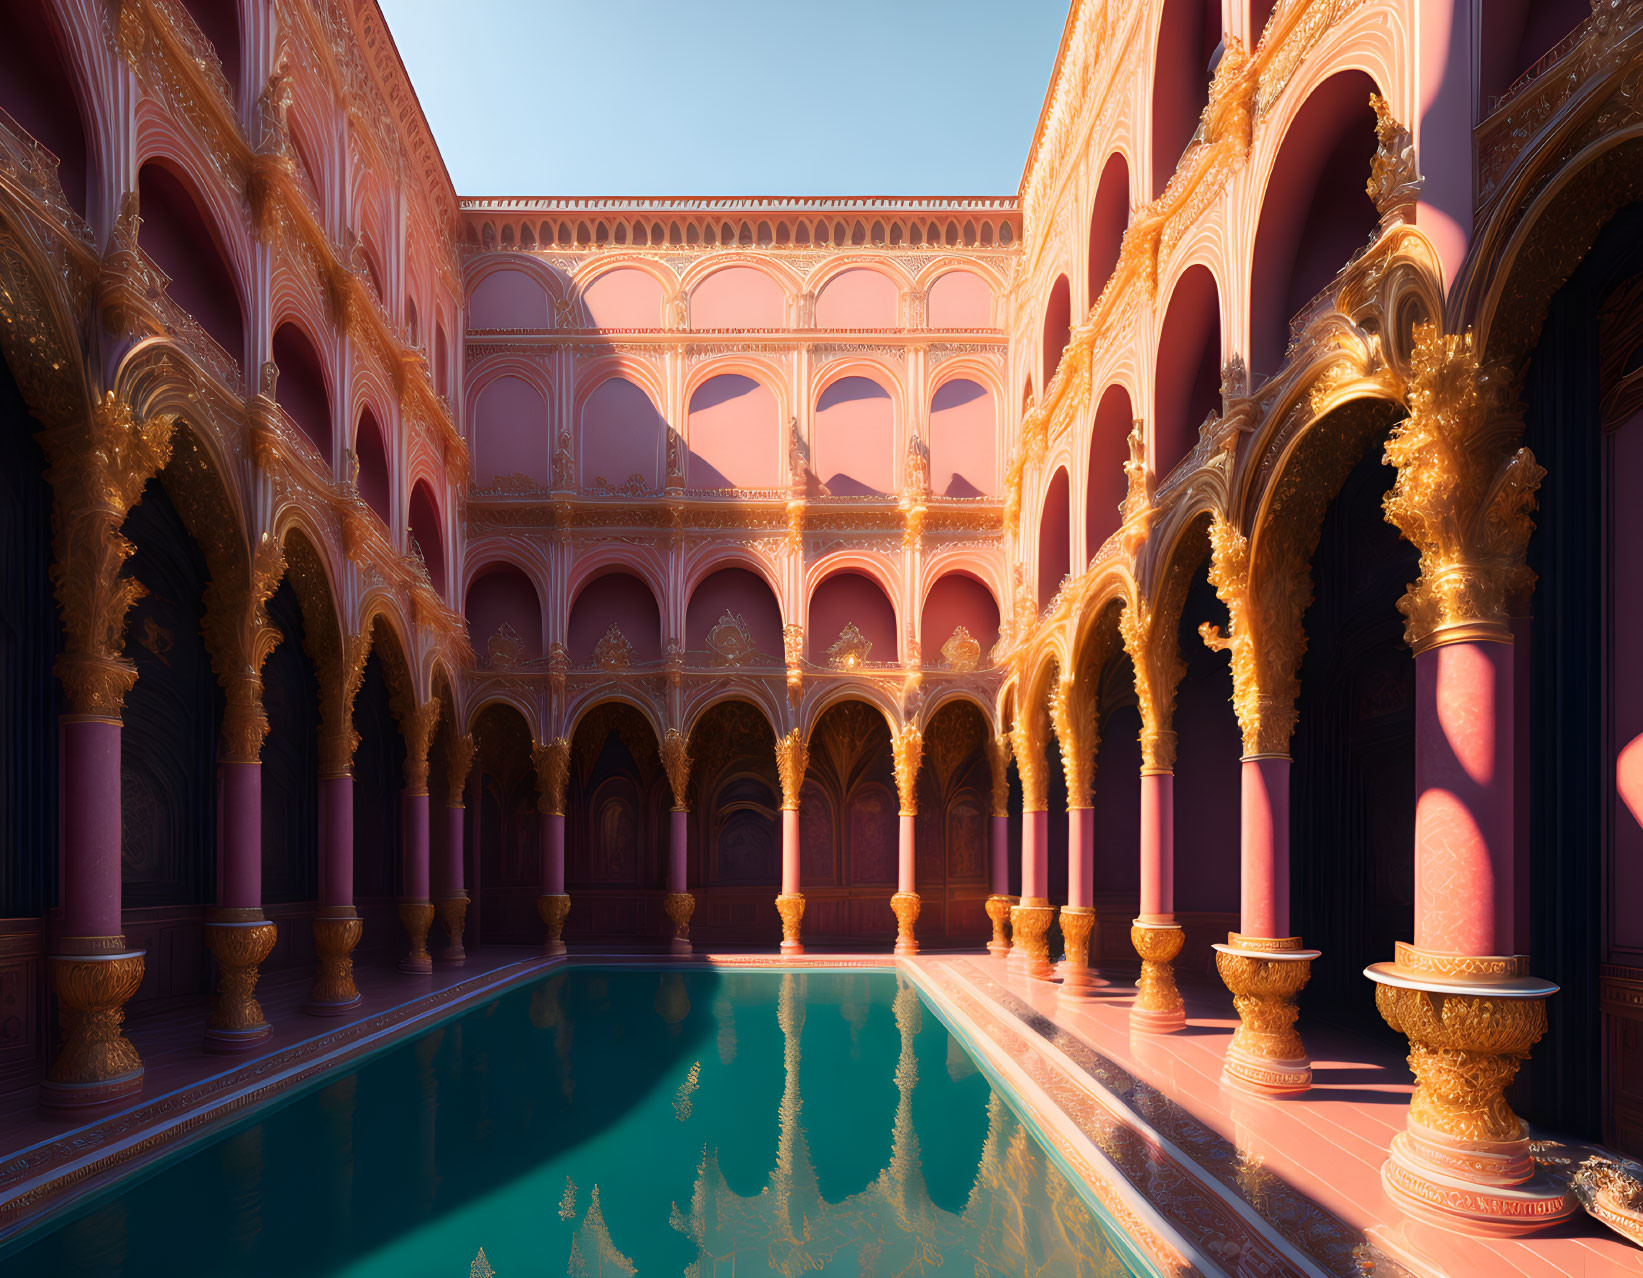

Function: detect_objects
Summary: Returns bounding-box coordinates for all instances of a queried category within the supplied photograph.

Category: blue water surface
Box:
[5,969,1147,1276]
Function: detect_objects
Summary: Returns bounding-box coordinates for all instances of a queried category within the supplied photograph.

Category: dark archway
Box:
[355,406,391,526]
[138,163,245,371]
[1037,468,1071,607]
[1154,264,1221,478]
[272,322,332,463]
[1151,0,1221,197]
[408,480,445,596]
[0,2,89,215]
[1042,275,1072,389]
[567,703,666,940]
[1087,154,1130,308]
[689,699,780,945]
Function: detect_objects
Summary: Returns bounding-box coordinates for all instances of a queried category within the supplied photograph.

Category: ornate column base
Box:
[1367,944,1575,1235]
[984,894,1013,957]
[891,891,920,956]
[537,893,571,956]
[1214,933,1319,1094]
[435,895,468,966]
[1056,906,1103,999]
[775,892,805,956]
[397,900,435,975]
[307,909,364,1016]
[1129,921,1187,1034]
[203,915,278,1051]
[1010,898,1056,981]
[663,891,695,956]
[41,947,146,1110]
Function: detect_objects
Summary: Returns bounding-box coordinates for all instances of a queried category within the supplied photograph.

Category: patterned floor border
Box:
[904,957,1414,1278]
[0,954,566,1246]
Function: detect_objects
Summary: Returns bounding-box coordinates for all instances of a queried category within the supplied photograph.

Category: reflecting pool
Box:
[5,969,1149,1276]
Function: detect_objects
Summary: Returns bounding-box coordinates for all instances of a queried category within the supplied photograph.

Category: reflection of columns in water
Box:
[773,972,807,1241]
[219,1123,265,1257]
[654,972,690,1027]
[319,1074,358,1240]
[414,1028,443,1214]
[886,975,928,1225]
[713,987,737,1065]
[529,974,575,1100]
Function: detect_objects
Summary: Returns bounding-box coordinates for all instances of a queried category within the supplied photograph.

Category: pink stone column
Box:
[893,814,918,956]
[665,807,693,955]
[319,776,355,909]
[989,815,1009,897]
[1012,809,1053,979]
[1137,772,1174,922]
[543,813,566,896]
[779,809,803,955]
[1067,808,1093,908]
[399,791,433,974]
[1366,634,1571,1231]
[1131,769,1186,1034]
[205,756,278,1051]
[1020,810,1048,901]
[1239,755,1290,939]
[1412,641,1513,956]
[46,715,147,1107]
[436,799,467,965]
[59,718,124,944]
[217,762,262,911]
[309,773,362,1015]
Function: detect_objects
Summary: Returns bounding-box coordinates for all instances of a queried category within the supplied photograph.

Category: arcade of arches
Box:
[0,0,1640,1252]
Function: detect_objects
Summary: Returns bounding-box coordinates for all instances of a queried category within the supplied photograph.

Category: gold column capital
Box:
[532,736,570,817]
[775,727,808,811]
[1384,322,1541,653]
[891,722,923,816]
[662,726,692,813]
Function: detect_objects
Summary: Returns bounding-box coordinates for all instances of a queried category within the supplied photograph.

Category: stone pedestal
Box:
[398,901,435,975]
[1010,898,1055,981]
[1129,921,1186,1034]
[891,891,920,956]
[775,892,805,956]
[1214,933,1318,1093]
[1056,905,1101,999]
[538,893,570,956]
[1367,945,1573,1234]
[984,894,1013,957]
[663,891,695,955]
[41,949,146,1109]
[435,895,468,965]
[307,909,363,1015]
[204,917,278,1050]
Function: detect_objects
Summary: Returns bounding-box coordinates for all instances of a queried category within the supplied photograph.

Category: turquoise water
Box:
[6,969,1147,1276]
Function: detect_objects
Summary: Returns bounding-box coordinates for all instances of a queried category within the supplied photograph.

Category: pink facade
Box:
[0,0,1636,1247]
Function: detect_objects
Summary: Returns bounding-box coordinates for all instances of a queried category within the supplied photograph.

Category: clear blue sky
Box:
[379,0,1069,196]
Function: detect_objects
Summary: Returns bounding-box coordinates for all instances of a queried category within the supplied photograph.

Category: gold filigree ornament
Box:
[984,895,1013,956]
[435,895,468,965]
[774,729,808,810]
[825,621,872,669]
[706,609,758,666]
[939,625,981,671]
[663,891,695,954]
[398,901,435,975]
[775,892,805,954]
[532,737,571,816]
[204,918,278,1048]
[1367,946,1574,1231]
[592,622,635,670]
[1570,1155,1643,1247]
[42,951,147,1106]
[1057,906,1099,999]
[1213,933,1320,1093]
[1383,322,1544,653]
[891,891,921,956]
[1010,898,1056,981]
[1130,923,1187,1033]
[486,621,525,670]
[662,727,692,811]
[538,893,571,956]
[307,911,363,1013]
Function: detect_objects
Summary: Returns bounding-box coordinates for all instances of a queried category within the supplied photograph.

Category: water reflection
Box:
[4,969,1142,1278]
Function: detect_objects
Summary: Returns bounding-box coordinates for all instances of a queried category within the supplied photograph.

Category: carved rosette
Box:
[775,892,805,954]
[1214,933,1318,1093]
[532,737,571,816]
[1383,323,1543,653]
[663,891,695,954]
[40,394,177,718]
[1057,906,1098,998]
[1010,899,1055,981]
[984,895,1013,955]
[204,920,278,1047]
[1368,945,1573,1231]
[538,893,571,955]
[398,901,435,974]
[42,952,147,1106]
[308,913,363,1014]
[1130,923,1186,1033]
[891,891,921,956]
[662,727,692,812]
[435,896,468,965]
[775,729,808,811]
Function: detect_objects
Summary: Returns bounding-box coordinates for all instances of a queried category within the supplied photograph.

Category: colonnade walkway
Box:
[0,947,1634,1274]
